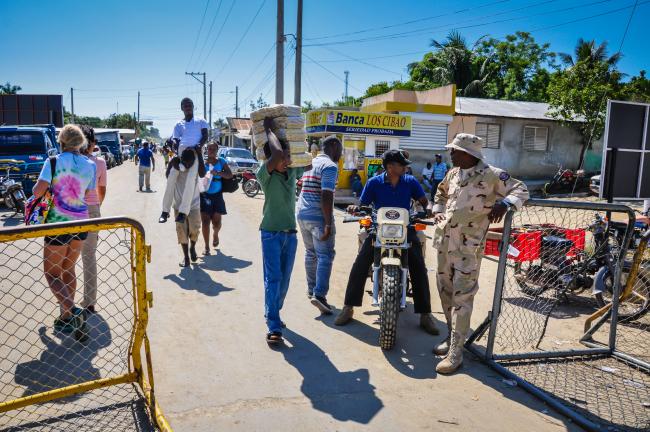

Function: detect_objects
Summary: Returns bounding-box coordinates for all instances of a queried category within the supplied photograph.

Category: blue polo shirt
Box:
[359,172,426,210]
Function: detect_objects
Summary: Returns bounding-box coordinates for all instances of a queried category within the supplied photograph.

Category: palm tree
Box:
[407,31,491,96]
[0,82,21,94]
[558,38,621,67]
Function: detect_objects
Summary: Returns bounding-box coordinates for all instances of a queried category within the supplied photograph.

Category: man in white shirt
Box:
[421,161,434,191]
[160,98,208,224]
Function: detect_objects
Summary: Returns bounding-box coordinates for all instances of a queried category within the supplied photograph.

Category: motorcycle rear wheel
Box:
[514,262,548,297]
[243,179,260,198]
[380,265,401,350]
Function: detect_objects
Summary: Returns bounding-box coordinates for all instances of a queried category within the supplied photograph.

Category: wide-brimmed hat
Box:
[445,133,484,160]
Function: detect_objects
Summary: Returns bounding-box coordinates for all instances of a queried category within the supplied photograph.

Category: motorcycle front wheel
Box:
[380,264,401,350]
[594,266,650,322]
[514,261,549,297]
[243,179,260,198]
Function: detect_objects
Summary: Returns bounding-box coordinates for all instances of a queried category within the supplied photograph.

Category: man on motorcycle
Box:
[335,149,439,335]
[432,133,529,374]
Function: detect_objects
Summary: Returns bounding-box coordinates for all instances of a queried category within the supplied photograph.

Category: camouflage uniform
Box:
[433,160,529,345]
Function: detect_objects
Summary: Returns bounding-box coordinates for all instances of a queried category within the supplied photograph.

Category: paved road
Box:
[3,156,582,431]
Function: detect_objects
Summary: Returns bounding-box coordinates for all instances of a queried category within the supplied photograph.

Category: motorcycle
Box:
[543,167,592,196]
[343,206,433,350]
[0,160,27,214]
[241,171,261,198]
[513,213,650,321]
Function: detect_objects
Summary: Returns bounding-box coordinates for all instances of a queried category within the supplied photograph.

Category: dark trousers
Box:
[344,229,431,313]
[430,179,442,200]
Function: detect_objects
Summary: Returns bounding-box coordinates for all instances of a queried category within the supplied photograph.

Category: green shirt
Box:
[257,163,304,232]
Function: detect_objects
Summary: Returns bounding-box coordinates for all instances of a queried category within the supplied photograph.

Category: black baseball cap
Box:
[382,149,412,166]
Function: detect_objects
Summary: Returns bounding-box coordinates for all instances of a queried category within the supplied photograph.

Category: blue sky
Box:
[2,0,648,136]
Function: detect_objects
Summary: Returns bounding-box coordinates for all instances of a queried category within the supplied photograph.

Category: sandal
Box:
[266,332,283,345]
[204,248,211,256]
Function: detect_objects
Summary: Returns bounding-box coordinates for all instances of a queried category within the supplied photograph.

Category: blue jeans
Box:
[261,230,298,333]
[297,218,336,298]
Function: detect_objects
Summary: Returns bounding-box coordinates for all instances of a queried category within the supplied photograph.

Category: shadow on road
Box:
[316,306,445,380]
[277,329,384,424]
[200,250,253,274]
[164,265,235,297]
[1,213,23,227]
[14,314,112,400]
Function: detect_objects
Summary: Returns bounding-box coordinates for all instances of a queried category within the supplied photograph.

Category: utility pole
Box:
[185,72,207,119]
[344,70,349,103]
[276,0,284,104]
[235,85,239,117]
[137,91,140,125]
[70,88,75,123]
[209,81,213,128]
[117,101,119,115]
[293,0,303,107]
[134,112,138,140]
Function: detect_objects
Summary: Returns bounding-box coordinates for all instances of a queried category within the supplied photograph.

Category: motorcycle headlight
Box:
[381,224,403,239]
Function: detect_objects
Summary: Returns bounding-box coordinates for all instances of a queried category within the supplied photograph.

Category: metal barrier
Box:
[0,217,171,431]
[466,199,649,431]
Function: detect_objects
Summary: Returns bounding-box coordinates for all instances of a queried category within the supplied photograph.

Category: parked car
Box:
[0,124,60,196]
[96,130,123,165]
[217,147,259,175]
[99,145,116,168]
[590,174,601,196]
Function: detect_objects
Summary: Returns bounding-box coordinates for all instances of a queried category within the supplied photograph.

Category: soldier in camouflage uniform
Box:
[431,133,529,374]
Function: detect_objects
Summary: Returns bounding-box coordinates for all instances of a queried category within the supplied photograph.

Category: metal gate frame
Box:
[0,217,171,431]
[465,199,641,431]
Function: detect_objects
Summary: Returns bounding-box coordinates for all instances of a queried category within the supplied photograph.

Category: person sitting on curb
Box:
[166,148,206,267]
[159,97,207,224]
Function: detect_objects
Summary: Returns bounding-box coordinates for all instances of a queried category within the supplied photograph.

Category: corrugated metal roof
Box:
[456,97,562,121]
[226,117,252,132]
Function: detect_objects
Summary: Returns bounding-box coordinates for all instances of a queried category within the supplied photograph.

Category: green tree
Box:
[624,71,650,103]
[478,32,557,102]
[558,38,621,68]
[63,110,103,127]
[548,59,625,163]
[0,82,21,94]
[407,31,491,96]
[213,118,227,128]
[249,94,269,112]
[301,101,315,113]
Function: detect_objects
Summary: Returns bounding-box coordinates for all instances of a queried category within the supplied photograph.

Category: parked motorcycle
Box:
[513,213,650,321]
[343,206,433,350]
[241,171,261,198]
[542,167,592,196]
[0,160,27,214]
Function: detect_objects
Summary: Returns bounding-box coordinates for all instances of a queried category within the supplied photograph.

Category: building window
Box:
[523,126,549,151]
[375,140,390,157]
[476,123,500,149]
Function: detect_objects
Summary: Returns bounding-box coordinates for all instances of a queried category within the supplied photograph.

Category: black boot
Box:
[159,212,169,223]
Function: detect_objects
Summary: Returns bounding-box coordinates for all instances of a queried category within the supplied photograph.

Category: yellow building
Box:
[305,109,412,200]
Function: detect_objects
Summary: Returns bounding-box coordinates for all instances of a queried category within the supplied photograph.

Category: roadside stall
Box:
[306,109,412,203]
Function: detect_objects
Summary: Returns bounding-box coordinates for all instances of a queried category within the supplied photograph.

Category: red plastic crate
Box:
[563,228,586,256]
[484,228,542,262]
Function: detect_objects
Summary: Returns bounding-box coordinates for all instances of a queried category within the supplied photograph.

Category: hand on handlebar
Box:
[347,205,360,214]
[433,212,446,224]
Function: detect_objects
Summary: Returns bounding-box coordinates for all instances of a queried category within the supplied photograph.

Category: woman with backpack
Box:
[31,124,97,333]
[200,141,233,255]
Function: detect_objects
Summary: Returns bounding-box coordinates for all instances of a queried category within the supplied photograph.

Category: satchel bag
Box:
[24,157,56,225]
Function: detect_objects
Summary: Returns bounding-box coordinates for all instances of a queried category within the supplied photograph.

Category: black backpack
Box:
[220,176,240,193]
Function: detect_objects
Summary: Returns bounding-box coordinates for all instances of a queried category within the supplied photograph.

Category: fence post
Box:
[485,209,515,360]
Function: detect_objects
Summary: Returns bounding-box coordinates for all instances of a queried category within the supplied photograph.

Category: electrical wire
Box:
[302,52,364,93]
[316,46,402,76]
[185,0,212,70]
[304,0,614,47]
[196,0,236,71]
[214,0,267,76]
[192,0,225,70]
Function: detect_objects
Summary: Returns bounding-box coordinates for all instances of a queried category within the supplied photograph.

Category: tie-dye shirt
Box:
[38,152,96,222]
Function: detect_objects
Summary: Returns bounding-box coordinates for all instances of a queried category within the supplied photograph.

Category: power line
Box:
[186,0,212,70]
[74,84,189,92]
[192,0,225,70]
[304,0,612,47]
[214,0,267,76]
[302,51,364,93]
[316,46,402,76]
[196,0,236,71]
[305,49,431,64]
[306,0,512,41]
[239,42,276,89]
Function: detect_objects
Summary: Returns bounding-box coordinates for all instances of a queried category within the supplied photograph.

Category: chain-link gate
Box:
[466,199,649,431]
[0,218,171,431]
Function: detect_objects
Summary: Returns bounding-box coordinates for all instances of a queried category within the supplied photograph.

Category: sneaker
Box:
[159,212,169,223]
[307,291,313,299]
[334,306,354,326]
[311,296,333,315]
[53,316,75,333]
[175,212,187,223]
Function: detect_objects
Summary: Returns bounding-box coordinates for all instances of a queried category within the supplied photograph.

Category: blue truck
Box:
[95,130,123,165]
[0,124,60,195]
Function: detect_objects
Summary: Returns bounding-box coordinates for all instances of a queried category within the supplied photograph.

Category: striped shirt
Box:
[297,154,338,222]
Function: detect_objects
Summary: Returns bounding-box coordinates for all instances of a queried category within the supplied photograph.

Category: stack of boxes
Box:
[251,104,312,167]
